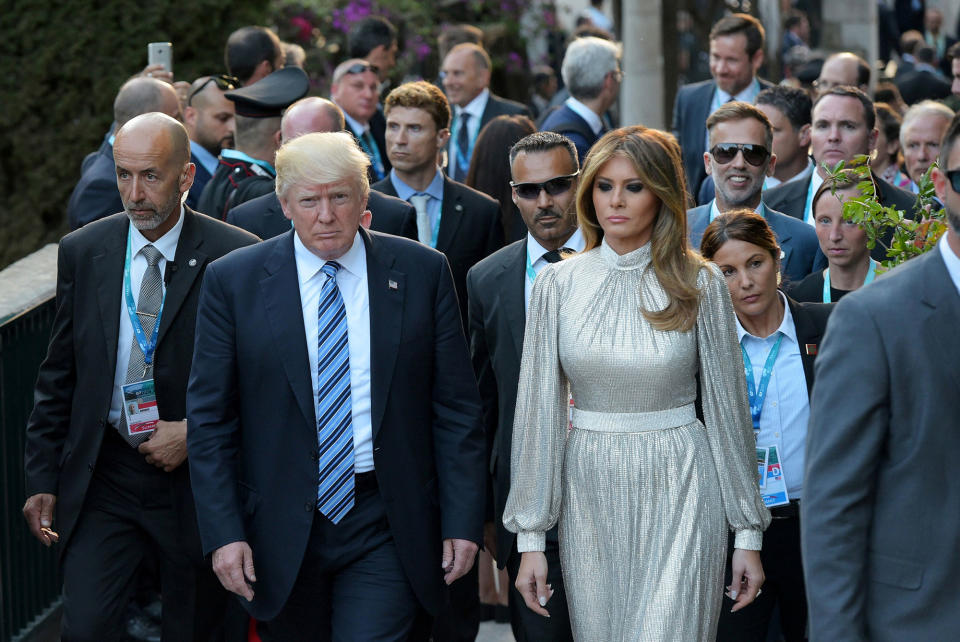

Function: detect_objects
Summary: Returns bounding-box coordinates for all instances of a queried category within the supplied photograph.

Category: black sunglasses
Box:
[510,172,580,200]
[343,62,380,77]
[187,74,239,106]
[709,143,770,167]
[947,169,960,193]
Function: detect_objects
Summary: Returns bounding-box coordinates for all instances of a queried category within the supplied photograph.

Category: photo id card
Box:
[122,379,159,436]
[759,444,790,507]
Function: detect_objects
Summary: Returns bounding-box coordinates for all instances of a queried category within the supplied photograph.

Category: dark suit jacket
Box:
[68,142,123,230]
[671,78,774,199]
[372,175,504,327]
[539,104,602,166]
[895,67,952,105]
[23,208,259,556]
[465,239,527,568]
[480,92,530,129]
[785,296,832,395]
[687,202,825,283]
[185,153,213,212]
[762,171,920,262]
[226,190,418,241]
[186,228,486,620]
[803,244,960,640]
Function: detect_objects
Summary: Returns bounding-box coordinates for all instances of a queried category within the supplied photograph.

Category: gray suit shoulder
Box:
[470,238,524,282]
[837,248,939,314]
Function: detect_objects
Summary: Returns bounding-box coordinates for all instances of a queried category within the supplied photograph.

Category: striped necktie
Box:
[315,261,355,523]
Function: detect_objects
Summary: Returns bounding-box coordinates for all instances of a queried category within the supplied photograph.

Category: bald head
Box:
[115,112,191,165]
[817,52,870,94]
[281,97,346,142]
[113,77,181,129]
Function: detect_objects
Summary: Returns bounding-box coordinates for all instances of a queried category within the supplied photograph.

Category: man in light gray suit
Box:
[801,114,960,640]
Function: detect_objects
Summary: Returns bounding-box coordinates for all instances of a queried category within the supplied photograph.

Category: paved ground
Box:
[476,621,516,642]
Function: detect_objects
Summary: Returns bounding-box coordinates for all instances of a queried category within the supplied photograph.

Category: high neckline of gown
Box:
[600,237,652,270]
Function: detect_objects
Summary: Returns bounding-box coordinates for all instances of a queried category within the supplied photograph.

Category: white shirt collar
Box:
[336,102,369,136]
[456,88,490,120]
[710,199,764,221]
[129,204,185,262]
[735,291,797,343]
[526,227,586,266]
[715,78,760,104]
[939,232,960,297]
[293,230,367,285]
[563,96,604,135]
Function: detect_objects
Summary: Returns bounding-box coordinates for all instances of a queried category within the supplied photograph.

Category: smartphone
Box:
[147,42,173,74]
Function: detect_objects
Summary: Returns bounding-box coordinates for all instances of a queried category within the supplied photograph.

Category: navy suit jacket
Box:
[540,104,602,166]
[67,141,123,230]
[185,153,213,212]
[187,228,486,620]
[671,78,774,200]
[226,190,419,241]
[688,202,825,283]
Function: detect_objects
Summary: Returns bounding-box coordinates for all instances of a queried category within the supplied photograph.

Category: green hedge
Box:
[0,1,270,269]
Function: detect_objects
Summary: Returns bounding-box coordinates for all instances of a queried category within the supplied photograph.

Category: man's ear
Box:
[278,194,293,220]
[703,151,714,177]
[798,123,811,148]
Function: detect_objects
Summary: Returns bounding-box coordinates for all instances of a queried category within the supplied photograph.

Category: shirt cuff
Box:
[734,529,763,551]
[516,531,546,553]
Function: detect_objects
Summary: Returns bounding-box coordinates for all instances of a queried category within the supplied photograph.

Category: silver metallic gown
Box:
[502,240,771,641]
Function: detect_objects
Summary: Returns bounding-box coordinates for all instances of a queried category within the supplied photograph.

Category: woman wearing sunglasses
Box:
[700,209,833,642]
[503,126,770,640]
[788,172,879,303]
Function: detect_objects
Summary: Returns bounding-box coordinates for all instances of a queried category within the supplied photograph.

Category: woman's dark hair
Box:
[465,115,536,241]
[700,208,781,265]
[875,102,902,166]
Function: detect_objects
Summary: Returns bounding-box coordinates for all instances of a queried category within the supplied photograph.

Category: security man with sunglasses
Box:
[183,74,237,210]
[196,66,309,220]
[688,101,821,284]
[331,59,391,183]
[466,131,581,641]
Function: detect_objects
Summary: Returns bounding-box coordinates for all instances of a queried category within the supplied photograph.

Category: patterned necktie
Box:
[315,261,355,524]
[454,112,471,182]
[118,244,163,447]
[543,247,572,263]
[410,194,432,246]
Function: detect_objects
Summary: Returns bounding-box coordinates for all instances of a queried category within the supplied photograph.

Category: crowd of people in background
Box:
[20,1,960,641]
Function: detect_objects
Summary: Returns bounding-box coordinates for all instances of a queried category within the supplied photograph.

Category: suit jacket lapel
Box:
[261,232,315,428]
[363,228,404,441]
[157,208,208,347]
[763,204,795,269]
[373,179,398,198]
[788,297,822,395]
[93,217,128,376]
[502,240,527,360]
[919,247,960,391]
[436,178,465,251]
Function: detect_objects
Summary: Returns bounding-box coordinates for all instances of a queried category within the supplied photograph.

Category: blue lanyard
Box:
[741,333,783,431]
[123,232,166,370]
[358,132,385,180]
[822,259,877,303]
[803,176,818,225]
[525,251,537,283]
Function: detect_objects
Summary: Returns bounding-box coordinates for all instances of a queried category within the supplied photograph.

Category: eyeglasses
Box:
[187,74,239,106]
[510,172,580,200]
[343,62,380,77]
[709,143,770,167]
[946,168,960,193]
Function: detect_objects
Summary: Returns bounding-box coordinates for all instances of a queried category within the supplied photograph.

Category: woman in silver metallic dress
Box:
[503,126,771,641]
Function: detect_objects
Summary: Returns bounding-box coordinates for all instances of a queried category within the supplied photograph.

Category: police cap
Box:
[226,66,310,118]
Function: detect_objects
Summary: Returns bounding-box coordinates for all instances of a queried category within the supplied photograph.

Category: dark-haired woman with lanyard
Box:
[701,208,833,642]
[789,173,880,303]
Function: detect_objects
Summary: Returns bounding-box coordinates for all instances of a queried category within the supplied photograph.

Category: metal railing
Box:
[0,299,60,641]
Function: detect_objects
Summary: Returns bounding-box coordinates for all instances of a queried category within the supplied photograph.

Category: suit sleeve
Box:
[23,242,78,496]
[399,202,418,241]
[186,262,246,556]
[802,293,890,640]
[68,177,123,230]
[430,254,486,543]
[466,267,498,520]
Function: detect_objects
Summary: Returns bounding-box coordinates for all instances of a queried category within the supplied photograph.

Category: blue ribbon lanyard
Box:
[803,176,818,225]
[123,231,165,374]
[358,134,385,180]
[525,251,537,283]
[822,258,878,303]
[429,205,441,248]
[741,334,784,432]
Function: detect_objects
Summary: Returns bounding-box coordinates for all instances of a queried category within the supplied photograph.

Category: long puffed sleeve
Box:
[696,264,771,549]
[502,266,568,552]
